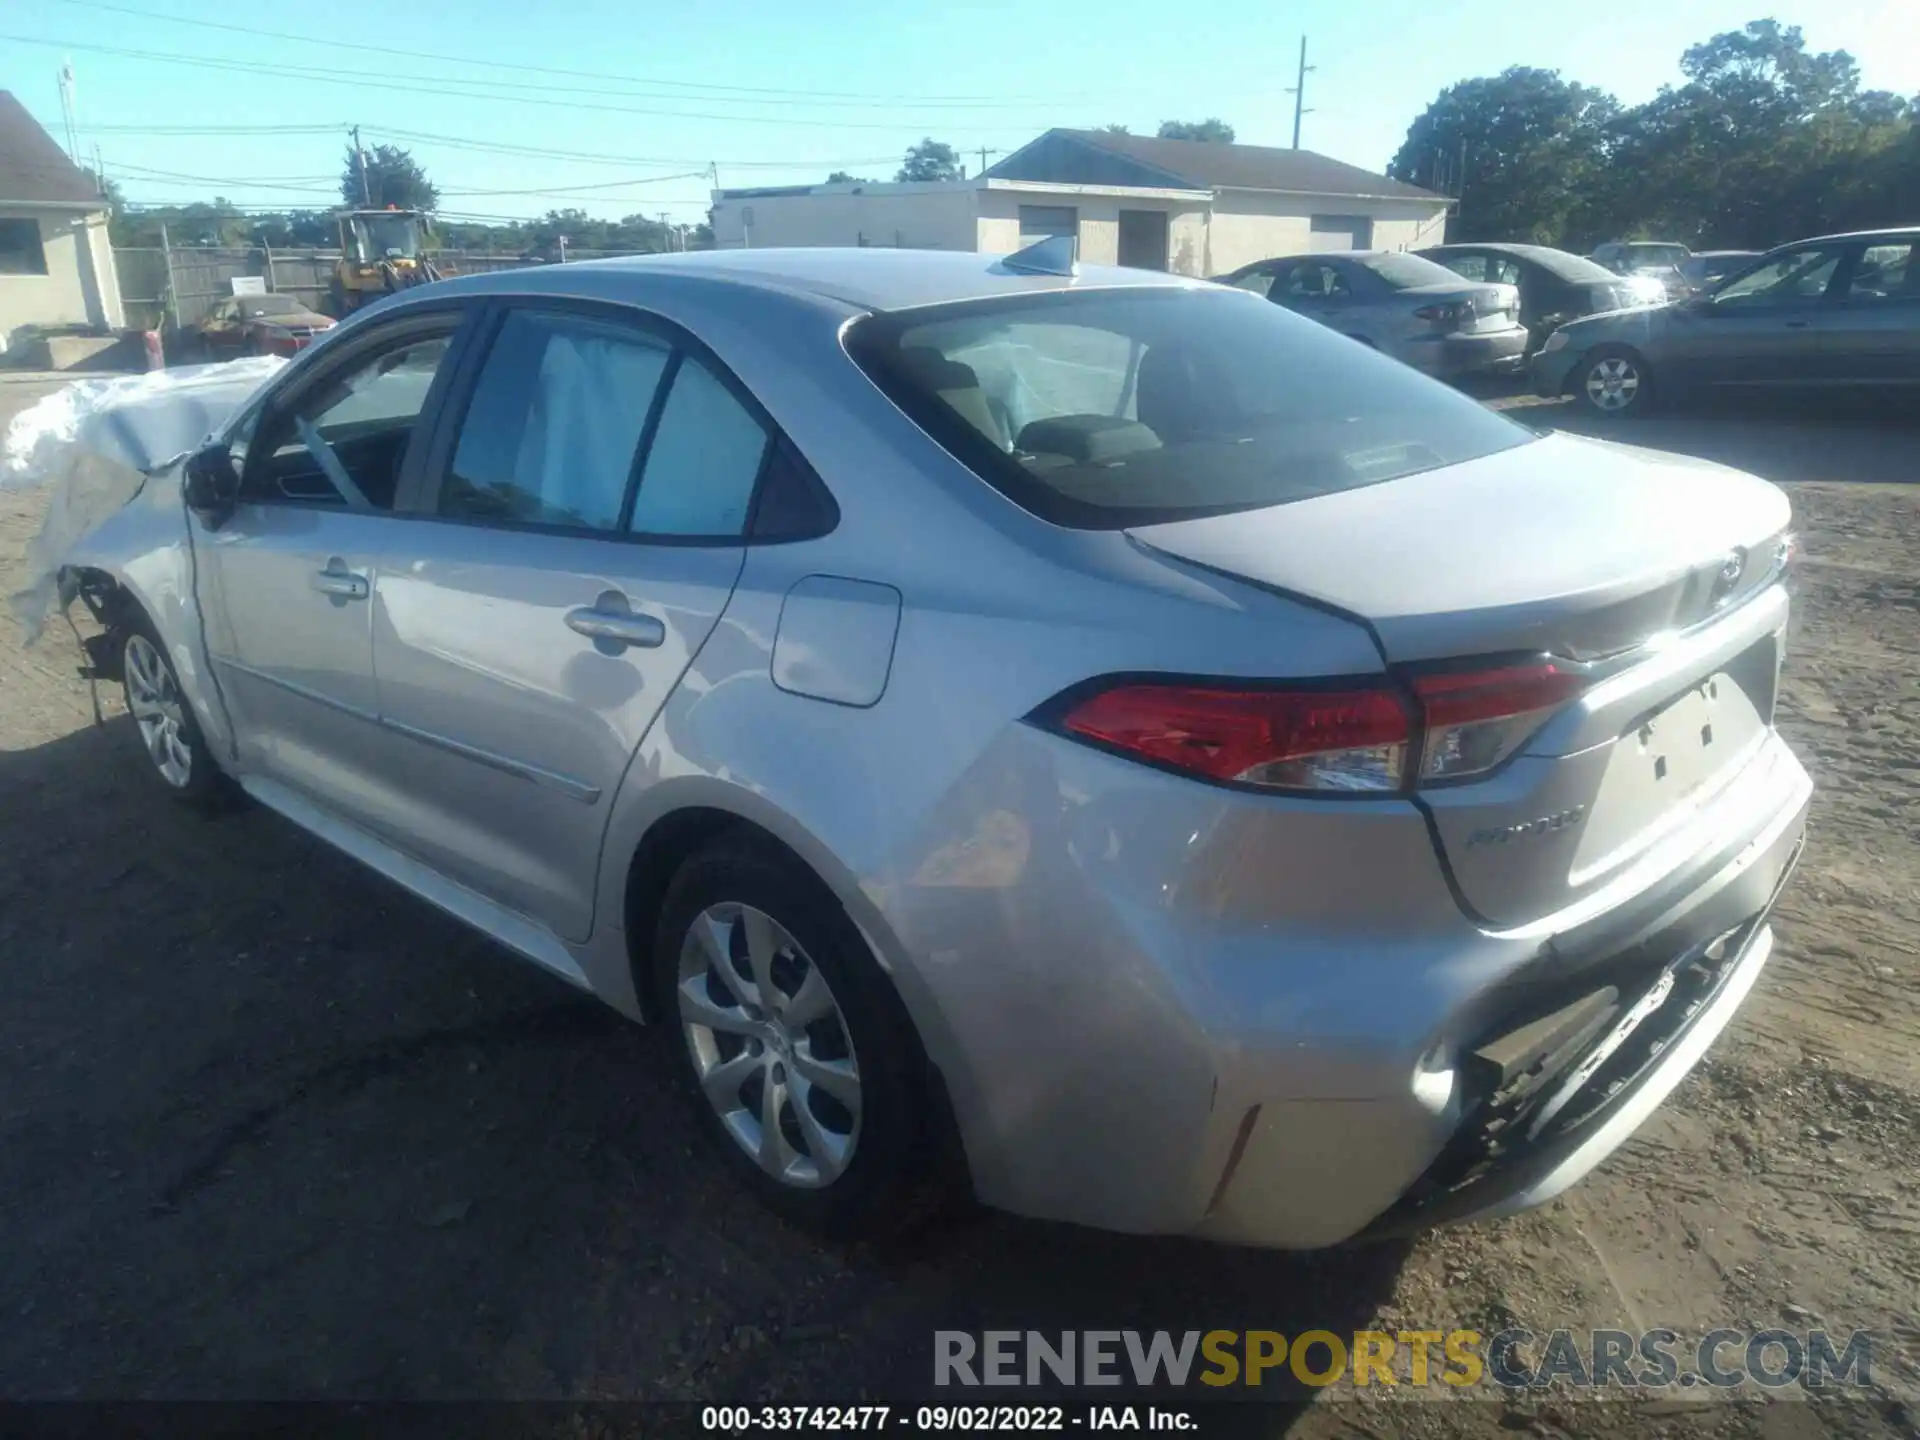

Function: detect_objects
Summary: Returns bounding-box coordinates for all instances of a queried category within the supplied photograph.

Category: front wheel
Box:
[1576,345,1653,418]
[655,836,940,1238]
[121,624,233,810]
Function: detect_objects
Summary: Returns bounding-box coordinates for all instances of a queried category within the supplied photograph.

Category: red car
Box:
[195,292,335,358]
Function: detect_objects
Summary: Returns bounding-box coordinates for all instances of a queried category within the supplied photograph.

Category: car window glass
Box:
[1441,254,1488,282]
[850,287,1533,528]
[249,328,452,509]
[1488,258,1524,286]
[1286,264,1349,300]
[1228,269,1275,299]
[628,356,769,538]
[1846,243,1916,303]
[946,321,1138,450]
[1711,248,1841,307]
[442,310,670,531]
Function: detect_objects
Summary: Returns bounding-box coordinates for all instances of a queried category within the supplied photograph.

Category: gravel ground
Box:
[1,370,1914,1436]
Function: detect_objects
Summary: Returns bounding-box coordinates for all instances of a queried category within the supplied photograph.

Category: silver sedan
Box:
[65,246,1810,1248]
[1216,250,1528,380]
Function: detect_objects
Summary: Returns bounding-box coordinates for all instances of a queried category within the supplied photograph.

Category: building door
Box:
[1309,215,1373,251]
[1018,205,1079,250]
[1116,210,1170,271]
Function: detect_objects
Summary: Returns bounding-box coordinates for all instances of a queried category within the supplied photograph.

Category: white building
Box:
[709,128,1450,278]
[0,91,124,351]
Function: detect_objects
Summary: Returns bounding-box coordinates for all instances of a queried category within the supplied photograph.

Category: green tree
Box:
[826,170,874,184]
[342,143,440,211]
[1389,68,1619,244]
[895,138,963,182]
[1156,119,1234,142]
[1611,21,1908,247]
[1096,124,1131,135]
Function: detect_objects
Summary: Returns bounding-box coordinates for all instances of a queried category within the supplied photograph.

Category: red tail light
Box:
[1050,661,1584,794]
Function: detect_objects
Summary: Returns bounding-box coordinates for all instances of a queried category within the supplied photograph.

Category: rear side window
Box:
[443,309,670,531]
[629,357,769,538]
[847,287,1533,529]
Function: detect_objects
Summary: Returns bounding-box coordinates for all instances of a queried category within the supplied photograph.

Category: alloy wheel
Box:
[125,634,192,788]
[1585,356,1641,411]
[677,903,862,1188]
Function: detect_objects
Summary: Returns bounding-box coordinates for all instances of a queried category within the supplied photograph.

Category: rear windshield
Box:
[1352,252,1467,289]
[1628,245,1689,267]
[846,286,1534,528]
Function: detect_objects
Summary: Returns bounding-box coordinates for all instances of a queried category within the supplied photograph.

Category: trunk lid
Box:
[1127,432,1794,927]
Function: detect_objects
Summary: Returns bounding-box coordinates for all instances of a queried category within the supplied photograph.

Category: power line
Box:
[32,116,914,170]
[39,0,1084,109]
[5,34,1064,131]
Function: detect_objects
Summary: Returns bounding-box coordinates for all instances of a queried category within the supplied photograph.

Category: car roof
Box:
[426,247,1207,314]
[1783,226,1920,246]
[1421,241,1615,282]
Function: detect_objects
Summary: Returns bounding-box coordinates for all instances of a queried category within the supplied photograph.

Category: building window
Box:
[1017,205,1078,249]
[0,218,49,276]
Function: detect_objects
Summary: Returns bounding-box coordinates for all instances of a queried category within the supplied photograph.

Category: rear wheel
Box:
[1577,345,1652,418]
[655,836,937,1238]
[121,623,232,810]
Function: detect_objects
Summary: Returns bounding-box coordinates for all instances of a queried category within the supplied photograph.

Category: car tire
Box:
[1576,345,1653,418]
[120,619,235,811]
[654,835,940,1239]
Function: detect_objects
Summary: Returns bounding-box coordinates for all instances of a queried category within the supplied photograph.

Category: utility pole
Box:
[658,211,672,253]
[350,124,371,206]
[976,145,999,177]
[1286,36,1314,150]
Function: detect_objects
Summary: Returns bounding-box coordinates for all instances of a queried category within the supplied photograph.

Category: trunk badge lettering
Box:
[1465,805,1588,849]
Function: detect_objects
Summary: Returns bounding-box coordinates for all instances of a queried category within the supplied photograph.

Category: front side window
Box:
[848,286,1534,528]
[1712,247,1843,308]
[442,310,670,531]
[249,326,453,508]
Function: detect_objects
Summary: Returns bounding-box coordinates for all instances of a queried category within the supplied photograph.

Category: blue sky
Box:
[8,0,1919,227]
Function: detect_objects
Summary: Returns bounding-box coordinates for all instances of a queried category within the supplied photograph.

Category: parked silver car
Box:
[66,247,1810,1248]
[1216,250,1528,379]
[1537,227,1920,416]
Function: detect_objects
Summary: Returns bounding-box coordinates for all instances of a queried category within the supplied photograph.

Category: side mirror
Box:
[183,445,240,530]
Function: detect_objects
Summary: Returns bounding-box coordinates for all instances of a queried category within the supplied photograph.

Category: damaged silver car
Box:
[21,245,1810,1246]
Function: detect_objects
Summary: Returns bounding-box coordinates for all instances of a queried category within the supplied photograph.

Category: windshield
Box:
[348,214,421,261]
[847,287,1535,529]
[1353,252,1468,289]
[239,295,303,318]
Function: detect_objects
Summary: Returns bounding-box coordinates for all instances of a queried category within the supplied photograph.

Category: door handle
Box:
[311,562,369,600]
[565,604,665,650]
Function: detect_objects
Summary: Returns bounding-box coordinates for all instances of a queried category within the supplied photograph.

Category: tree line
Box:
[1390,19,1918,251]
[98,143,706,254]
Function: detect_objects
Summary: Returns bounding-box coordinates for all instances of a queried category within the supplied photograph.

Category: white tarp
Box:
[3,358,284,644]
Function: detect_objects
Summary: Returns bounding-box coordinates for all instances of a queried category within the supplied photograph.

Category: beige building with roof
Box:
[708,128,1450,278]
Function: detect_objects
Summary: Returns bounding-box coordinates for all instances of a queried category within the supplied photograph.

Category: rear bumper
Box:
[888,721,1811,1251]
[1403,327,1530,379]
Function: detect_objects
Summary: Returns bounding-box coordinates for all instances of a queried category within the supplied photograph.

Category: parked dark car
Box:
[1676,251,1763,296]
[1216,250,1526,380]
[1534,227,1920,416]
[195,293,335,358]
[1417,242,1656,355]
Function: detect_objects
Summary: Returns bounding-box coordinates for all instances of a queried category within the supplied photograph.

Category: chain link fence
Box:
[113,246,667,333]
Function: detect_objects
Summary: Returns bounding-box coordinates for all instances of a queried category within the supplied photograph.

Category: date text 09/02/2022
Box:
[701,1406,1194,1432]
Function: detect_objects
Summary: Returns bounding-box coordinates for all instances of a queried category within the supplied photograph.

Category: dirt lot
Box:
[1,370,1915,1434]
